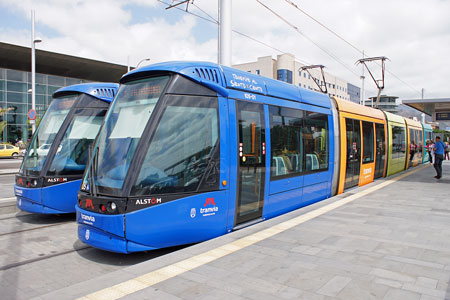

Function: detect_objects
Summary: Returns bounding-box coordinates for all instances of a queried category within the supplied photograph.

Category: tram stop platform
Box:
[37,161,450,300]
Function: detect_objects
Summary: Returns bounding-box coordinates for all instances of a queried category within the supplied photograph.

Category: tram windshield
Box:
[21,95,77,175]
[47,110,106,176]
[85,76,170,193]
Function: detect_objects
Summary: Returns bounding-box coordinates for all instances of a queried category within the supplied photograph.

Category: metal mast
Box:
[300,65,328,94]
[356,56,388,108]
[218,0,232,66]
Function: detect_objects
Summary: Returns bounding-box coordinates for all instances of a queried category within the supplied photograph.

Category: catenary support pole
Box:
[31,9,36,135]
[218,0,232,66]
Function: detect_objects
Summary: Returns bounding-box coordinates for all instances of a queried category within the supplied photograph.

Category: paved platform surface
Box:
[36,161,450,300]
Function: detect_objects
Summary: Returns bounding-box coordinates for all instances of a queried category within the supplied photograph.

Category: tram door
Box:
[374,123,386,178]
[235,101,266,225]
[344,119,361,189]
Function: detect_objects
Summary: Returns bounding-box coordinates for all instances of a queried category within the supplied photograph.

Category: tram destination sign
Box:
[436,112,450,121]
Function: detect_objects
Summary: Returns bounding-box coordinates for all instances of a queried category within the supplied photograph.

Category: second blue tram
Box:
[15,83,118,214]
[76,62,335,253]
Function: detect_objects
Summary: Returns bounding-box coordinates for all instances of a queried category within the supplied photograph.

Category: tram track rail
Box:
[0,220,74,237]
[0,245,91,271]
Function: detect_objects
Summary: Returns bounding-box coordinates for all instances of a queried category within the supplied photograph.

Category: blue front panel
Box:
[76,206,125,238]
[78,224,128,253]
[41,180,81,213]
[125,191,228,249]
[15,184,42,204]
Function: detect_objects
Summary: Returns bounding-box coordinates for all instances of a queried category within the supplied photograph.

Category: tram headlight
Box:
[31,179,38,187]
[107,202,117,213]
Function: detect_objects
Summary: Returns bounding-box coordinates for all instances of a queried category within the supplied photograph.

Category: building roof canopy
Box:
[0,42,127,82]
[403,98,450,116]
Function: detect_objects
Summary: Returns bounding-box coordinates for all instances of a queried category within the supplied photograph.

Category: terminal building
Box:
[0,42,127,143]
[365,95,399,114]
[232,53,360,102]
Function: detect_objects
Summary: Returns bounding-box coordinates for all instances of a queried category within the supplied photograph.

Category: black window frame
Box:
[362,121,375,164]
[269,105,329,181]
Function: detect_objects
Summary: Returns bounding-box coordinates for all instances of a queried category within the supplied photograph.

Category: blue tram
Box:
[15,83,118,214]
[76,62,336,253]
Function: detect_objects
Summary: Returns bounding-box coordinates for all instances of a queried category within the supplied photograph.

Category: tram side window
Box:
[131,95,219,196]
[417,130,423,156]
[303,112,329,171]
[362,121,374,163]
[391,126,405,159]
[269,106,303,178]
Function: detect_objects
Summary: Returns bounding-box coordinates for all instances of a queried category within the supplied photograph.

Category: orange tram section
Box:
[332,97,428,196]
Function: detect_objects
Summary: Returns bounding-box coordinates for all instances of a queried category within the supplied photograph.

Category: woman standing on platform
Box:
[426,140,434,164]
[445,142,450,160]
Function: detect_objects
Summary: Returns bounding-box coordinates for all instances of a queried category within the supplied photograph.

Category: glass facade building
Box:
[0,67,89,143]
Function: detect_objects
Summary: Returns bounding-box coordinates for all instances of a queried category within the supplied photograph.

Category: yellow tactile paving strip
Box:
[79,164,429,300]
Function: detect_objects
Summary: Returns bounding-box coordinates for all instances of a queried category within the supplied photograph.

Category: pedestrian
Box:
[409,140,416,162]
[428,140,434,164]
[433,136,445,179]
[445,141,450,160]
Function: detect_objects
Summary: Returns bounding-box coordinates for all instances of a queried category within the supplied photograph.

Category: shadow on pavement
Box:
[74,241,191,266]
[14,213,76,225]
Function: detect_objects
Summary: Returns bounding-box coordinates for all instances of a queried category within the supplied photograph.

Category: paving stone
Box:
[317,275,352,297]
[419,294,444,300]
[373,278,403,289]
[402,283,446,298]
[415,276,438,289]
[336,278,390,300]
[382,288,421,300]
[369,268,416,283]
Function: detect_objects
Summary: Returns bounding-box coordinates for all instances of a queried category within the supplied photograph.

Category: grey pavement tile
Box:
[317,275,352,297]
[336,278,390,300]
[385,255,445,269]
[421,249,450,265]
[370,268,416,283]
[419,295,444,300]
[382,288,421,300]
[153,276,201,298]
[121,286,183,300]
[225,273,286,295]
[208,248,267,274]
[283,268,335,292]
[373,242,424,258]
[191,264,236,281]
[313,255,373,275]
[247,244,290,258]
[402,263,450,283]
[373,278,403,289]
[415,276,438,289]
[402,283,446,298]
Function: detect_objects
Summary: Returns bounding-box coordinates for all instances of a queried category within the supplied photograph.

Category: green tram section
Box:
[385,111,407,176]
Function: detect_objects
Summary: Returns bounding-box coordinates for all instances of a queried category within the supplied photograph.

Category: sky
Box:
[0,0,449,101]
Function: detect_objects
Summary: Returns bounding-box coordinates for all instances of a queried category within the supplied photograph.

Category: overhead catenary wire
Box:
[157,0,311,65]
[255,0,362,79]
[284,0,423,97]
[158,0,376,94]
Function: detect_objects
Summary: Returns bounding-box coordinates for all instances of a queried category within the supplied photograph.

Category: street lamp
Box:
[136,58,150,68]
[31,9,42,135]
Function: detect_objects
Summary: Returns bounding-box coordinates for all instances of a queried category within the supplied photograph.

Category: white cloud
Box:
[0,0,449,99]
